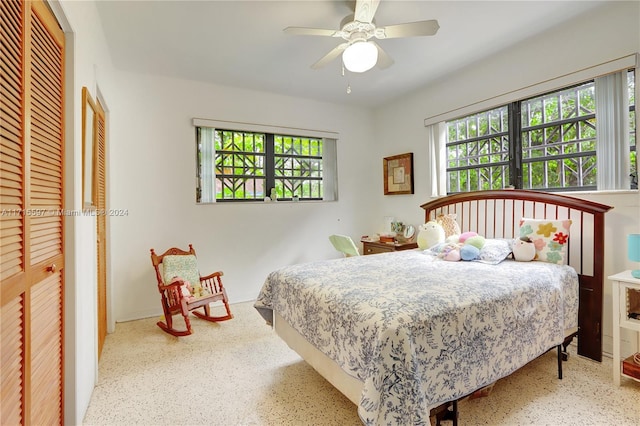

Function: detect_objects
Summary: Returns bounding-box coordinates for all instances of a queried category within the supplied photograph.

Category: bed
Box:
[254,189,613,425]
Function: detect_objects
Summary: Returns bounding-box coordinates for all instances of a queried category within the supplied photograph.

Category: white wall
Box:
[52,0,118,424]
[107,72,377,321]
[372,1,640,356]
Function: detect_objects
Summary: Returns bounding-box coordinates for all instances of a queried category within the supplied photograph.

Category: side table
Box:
[609,270,640,385]
[361,240,418,255]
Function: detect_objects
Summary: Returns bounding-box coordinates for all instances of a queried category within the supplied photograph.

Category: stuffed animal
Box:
[437,232,486,261]
[513,237,536,261]
[436,213,461,238]
[170,276,193,298]
[460,244,481,261]
[417,221,445,249]
[439,243,461,261]
[464,235,486,250]
[458,231,478,243]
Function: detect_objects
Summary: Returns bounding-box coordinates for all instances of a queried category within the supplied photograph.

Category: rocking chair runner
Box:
[150,244,233,336]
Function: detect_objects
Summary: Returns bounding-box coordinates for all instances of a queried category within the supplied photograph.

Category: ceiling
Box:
[95,0,609,108]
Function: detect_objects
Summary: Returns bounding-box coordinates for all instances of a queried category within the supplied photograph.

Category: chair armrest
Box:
[199,271,225,295]
[199,271,223,281]
[158,280,183,292]
[159,278,190,301]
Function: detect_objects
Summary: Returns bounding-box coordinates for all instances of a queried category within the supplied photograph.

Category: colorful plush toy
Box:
[460,244,481,261]
[512,237,536,261]
[417,221,445,249]
[169,276,193,299]
[436,231,486,261]
[441,243,462,261]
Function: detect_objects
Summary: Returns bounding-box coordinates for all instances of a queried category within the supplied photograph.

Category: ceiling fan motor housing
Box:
[340,21,376,41]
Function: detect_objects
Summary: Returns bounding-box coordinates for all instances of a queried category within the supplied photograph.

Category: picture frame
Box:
[82,86,98,209]
[383,152,414,195]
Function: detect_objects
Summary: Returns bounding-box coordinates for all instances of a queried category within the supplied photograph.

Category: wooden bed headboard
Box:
[421,189,613,362]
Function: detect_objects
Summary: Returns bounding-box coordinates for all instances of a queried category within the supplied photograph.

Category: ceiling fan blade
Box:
[354,0,380,24]
[311,43,348,69]
[284,27,340,37]
[374,42,394,69]
[378,20,440,39]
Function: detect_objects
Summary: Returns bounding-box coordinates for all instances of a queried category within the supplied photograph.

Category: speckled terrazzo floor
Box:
[83,301,640,426]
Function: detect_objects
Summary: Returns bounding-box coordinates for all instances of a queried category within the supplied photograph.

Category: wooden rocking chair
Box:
[150,244,233,336]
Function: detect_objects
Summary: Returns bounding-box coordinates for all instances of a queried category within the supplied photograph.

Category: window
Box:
[446,106,509,193]
[195,124,337,202]
[446,69,636,193]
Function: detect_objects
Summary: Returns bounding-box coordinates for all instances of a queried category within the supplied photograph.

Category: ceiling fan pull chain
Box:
[342,64,352,94]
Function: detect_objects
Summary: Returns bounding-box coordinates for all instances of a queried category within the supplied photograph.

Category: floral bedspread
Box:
[254,250,578,425]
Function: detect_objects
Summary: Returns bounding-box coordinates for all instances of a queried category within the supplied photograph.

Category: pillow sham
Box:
[475,238,512,265]
[519,218,572,265]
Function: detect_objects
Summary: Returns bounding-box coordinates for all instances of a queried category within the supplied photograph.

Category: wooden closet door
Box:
[1,1,65,424]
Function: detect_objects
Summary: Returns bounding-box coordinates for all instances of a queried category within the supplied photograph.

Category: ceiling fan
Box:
[284,0,440,73]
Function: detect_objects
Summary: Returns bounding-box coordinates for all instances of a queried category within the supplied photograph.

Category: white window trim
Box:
[424,54,638,127]
[192,118,339,140]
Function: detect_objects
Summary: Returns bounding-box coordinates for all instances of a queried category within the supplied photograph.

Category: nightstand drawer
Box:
[362,240,418,255]
[364,243,394,255]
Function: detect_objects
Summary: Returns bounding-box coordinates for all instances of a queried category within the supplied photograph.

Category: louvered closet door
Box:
[1,1,65,425]
[1,1,27,425]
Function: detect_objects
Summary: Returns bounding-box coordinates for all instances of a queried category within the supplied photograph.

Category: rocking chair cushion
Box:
[163,255,200,292]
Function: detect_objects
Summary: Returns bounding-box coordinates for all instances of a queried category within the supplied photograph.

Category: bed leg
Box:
[452,400,458,426]
[557,345,563,379]
[434,400,459,426]
[562,332,576,361]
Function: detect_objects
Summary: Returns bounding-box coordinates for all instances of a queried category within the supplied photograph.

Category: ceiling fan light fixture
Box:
[342,41,378,73]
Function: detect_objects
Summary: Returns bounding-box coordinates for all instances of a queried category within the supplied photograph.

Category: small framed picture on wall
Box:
[383,152,414,195]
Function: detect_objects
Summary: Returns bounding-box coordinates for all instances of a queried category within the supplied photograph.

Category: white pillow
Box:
[474,239,512,265]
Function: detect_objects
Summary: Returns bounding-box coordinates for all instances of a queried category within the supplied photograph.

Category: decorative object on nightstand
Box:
[399,224,416,243]
[609,271,640,385]
[628,234,640,278]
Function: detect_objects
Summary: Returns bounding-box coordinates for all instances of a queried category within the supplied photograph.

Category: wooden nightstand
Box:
[609,270,640,385]
[361,240,418,255]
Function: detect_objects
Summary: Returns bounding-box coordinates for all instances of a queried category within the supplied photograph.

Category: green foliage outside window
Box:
[446,70,636,193]
[273,135,323,199]
[197,129,325,201]
[447,106,509,192]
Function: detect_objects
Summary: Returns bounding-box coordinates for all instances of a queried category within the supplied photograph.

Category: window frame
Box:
[445,69,636,194]
[194,120,338,203]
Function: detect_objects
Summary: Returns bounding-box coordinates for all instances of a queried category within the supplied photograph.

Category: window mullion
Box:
[265,133,275,197]
[509,102,522,189]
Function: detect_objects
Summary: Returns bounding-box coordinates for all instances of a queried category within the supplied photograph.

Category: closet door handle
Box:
[47,263,56,273]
